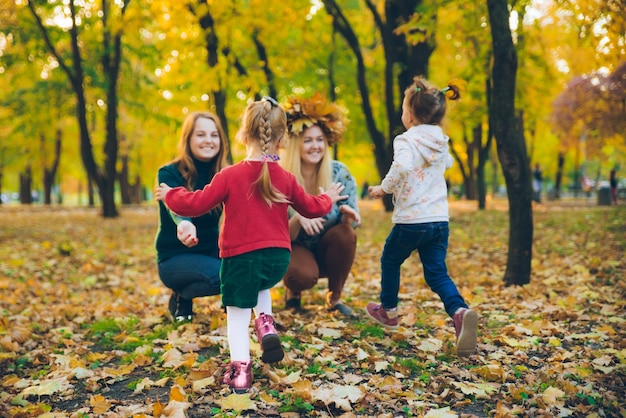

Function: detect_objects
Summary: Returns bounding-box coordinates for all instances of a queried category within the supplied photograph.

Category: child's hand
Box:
[177,220,199,247]
[321,182,348,204]
[368,185,386,199]
[155,183,172,201]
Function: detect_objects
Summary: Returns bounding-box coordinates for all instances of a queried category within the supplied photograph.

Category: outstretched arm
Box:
[368,185,386,199]
[320,182,348,204]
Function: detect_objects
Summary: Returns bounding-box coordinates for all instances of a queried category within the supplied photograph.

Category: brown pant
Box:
[283,223,357,307]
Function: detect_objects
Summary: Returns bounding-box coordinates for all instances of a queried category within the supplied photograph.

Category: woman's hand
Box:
[298,215,326,236]
[340,205,361,229]
[177,220,199,247]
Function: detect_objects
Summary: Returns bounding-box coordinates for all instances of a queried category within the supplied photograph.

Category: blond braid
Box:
[253,99,289,206]
[259,101,272,154]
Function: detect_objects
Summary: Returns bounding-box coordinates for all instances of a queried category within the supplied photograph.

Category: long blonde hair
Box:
[237,98,289,206]
[281,125,332,195]
[172,111,229,190]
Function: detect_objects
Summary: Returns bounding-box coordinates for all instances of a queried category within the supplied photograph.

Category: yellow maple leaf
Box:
[191,376,214,393]
[379,375,402,391]
[292,379,312,400]
[424,406,459,417]
[90,395,111,414]
[594,325,616,335]
[474,364,507,382]
[20,379,65,397]
[162,400,190,417]
[169,384,186,402]
[153,399,165,416]
[541,386,565,407]
[418,337,443,353]
[220,393,257,411]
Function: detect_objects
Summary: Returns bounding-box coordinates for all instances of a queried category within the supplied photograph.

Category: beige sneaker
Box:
[453,308,478,357]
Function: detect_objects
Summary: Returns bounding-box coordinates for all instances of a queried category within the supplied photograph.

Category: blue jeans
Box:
[380,222,467,317]
[158,253,221,299]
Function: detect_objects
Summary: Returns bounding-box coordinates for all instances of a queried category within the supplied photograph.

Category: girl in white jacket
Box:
[365,76,478,357]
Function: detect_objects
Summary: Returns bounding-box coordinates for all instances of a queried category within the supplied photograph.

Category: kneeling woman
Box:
[280,94,361,316]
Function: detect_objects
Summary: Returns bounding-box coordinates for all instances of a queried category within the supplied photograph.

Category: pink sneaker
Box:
[453,308,478,357]
[254,313,284,364]
[223,361,252,393]
[364,303,399,330]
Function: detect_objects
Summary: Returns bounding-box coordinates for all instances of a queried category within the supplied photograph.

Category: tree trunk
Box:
[88,177,95,207]
[554,152,565,199]
[324,0,434,211]
[42,129,62,205]
[19,166,33,204]
[487,0,533,286]
[130,174,142,204]
[196,0,231,160]
[27,0,126,218]
[490,141,500,196]
[464,126,479,200]
[252,31,276,99]
[476,123,493,210]
[119,153,131,204]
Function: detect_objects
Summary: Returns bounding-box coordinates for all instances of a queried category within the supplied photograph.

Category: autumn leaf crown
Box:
[284,92,349,146]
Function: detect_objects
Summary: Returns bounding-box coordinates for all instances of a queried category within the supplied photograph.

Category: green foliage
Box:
[355,322,385,339]
[84,317,146,352]
[306,362,324,374]
[277,393,315,414]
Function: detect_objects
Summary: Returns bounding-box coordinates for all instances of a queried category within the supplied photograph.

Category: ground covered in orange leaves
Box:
[0,199,624,417]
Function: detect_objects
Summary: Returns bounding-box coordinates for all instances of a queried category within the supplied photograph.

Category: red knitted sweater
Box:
[164,161,332,258]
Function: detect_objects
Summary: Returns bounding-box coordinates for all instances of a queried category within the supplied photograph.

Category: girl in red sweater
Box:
[155,97,347,393]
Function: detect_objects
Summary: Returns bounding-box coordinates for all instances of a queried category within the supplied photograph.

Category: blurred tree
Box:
[551,62,626,193]
[0,3,75,205]
[26,0,130,217]
[322,0,436,210]
[487,0,533,286]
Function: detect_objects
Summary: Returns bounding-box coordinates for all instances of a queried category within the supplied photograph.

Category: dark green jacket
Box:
[155,161,220,264]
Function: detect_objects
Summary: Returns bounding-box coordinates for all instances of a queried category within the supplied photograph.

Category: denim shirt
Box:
[292,160,359,250]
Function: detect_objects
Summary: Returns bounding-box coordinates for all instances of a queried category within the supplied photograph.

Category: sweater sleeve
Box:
[288,176,332,218]
[158,166,192,225]
[165,172,227,217]
[445,153,454,169]
[381,136,412,194]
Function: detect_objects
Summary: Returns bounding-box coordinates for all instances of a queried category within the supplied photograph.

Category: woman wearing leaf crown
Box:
[280,93,361,316]
[155,111,230,322]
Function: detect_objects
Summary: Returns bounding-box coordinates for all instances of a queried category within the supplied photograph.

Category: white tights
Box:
[227,289,273,362]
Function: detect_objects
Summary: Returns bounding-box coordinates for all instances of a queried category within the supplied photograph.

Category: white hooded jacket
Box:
[381,124,453,224]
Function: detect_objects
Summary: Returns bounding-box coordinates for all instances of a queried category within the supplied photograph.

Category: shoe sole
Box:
[457,310,478,357]
[260,334,284,363]
[169,311,193,323]
[232,387,249,394]
[364,307,398,331]
[328,303,354,316]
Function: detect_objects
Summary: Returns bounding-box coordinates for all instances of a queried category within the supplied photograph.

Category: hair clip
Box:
[415,87,421,92]
[263,96,279,107]
[261,153,280,162]
[441,87,451,93]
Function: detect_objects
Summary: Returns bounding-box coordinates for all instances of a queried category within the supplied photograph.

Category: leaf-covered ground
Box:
[0,199,624,418]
